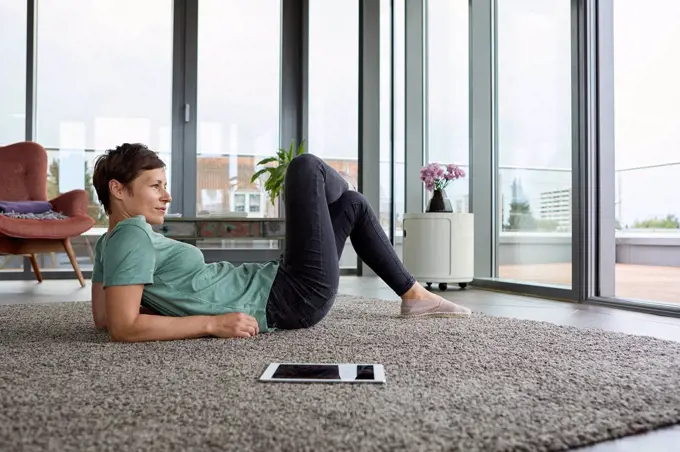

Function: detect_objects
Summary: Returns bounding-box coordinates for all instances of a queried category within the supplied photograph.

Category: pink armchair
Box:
[0,142,95,286]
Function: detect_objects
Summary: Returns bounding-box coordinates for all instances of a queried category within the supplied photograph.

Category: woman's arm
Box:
[91,282,108,329]
[91,282,154,329]
[104,285,259,342]
[105,284,214,342]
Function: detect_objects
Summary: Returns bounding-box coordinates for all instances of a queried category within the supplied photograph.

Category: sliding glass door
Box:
[467,0,591,300]
[494,0,574,290]
[603,0,680,307]
[465,0,679,314]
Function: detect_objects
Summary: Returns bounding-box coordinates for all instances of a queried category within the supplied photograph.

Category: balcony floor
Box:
[499,263,680,304]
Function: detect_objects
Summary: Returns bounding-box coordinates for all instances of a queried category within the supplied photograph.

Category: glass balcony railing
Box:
[494,162,680,304]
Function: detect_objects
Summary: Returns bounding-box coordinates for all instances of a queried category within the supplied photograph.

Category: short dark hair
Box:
[92,143,166,214]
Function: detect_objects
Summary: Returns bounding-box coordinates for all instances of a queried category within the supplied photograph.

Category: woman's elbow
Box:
[93,311,108,330]
[110,333,129,342]
[109,320,150,342]
[109,328,133,342]
[108,320,138,341]
[107,321,138,342]
[91,306,107,330]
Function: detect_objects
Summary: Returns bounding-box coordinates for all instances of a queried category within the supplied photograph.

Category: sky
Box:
[0,0,678,227]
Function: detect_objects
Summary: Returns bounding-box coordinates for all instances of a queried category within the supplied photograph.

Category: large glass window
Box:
[196,0,281,219]
[0,0,26,145]
[308,0,359,269]
[35,0,173,272]
[426,0,469,213]
[392,0,406,259]
[0,0,27,274]
[612,0,680,304]
[380,0,406,259]
[495,0,573,287]
[380,0,393,243]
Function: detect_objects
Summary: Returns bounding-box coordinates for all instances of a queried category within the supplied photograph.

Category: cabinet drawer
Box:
[154,221,198,238]
[199,221,259,238]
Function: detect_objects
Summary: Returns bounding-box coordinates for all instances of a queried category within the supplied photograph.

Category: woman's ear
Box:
[109,180,126,201]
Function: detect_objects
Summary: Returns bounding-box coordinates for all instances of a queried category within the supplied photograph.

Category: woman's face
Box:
[111,168,171,225]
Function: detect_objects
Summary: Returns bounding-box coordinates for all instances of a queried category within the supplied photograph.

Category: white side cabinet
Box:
[402,212,474,290]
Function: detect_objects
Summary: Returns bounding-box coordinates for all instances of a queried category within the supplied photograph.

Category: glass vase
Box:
[426,189,453,213]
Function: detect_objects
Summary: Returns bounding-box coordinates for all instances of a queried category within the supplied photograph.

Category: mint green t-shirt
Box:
[91,216,280,333]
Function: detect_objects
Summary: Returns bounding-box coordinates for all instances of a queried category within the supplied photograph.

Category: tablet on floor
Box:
[259,363,385,383]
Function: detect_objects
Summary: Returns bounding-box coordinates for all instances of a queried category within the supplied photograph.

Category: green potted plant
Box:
[250,139,306,205]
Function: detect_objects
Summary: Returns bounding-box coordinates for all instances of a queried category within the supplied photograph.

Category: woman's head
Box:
[92,143,170,225]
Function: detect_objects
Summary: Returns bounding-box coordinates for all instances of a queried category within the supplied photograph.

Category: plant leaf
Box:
[256,139,309,204]
[255,156,278,166]
[265,168,284,189]
[250,168,271,183]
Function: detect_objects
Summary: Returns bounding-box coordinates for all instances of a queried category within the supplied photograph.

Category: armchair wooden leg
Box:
[62,239,85,287]
[29,254,43,283]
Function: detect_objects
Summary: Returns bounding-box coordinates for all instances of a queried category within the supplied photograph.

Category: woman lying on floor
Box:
[90,143,471,342]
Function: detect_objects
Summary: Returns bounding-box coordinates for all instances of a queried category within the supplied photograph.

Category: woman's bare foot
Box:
[399,282,472,318]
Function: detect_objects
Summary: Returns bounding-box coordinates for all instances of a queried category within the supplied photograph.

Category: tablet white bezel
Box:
[259,363,385,383]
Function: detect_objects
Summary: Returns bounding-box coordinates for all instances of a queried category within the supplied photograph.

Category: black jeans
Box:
[265,153,416,330]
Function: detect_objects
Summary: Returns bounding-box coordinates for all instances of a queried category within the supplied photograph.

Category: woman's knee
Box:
[340,190,366,203]
[287,153,321,176]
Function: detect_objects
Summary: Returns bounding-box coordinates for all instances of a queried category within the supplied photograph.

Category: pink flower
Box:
[433,165,444,179]
[420,162,466,192]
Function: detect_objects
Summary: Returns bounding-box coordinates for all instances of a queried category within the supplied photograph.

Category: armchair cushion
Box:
[0,215,93,240]
[0,200,53,214]
[0,190,94,238]
[0,211,68,220]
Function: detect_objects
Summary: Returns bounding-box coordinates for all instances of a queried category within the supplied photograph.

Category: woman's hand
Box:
[209,313,260,338]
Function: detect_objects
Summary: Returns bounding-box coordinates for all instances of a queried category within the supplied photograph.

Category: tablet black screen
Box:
[272,364,341,380]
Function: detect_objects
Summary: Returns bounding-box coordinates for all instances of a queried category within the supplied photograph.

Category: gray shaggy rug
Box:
[1,295,680,452]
